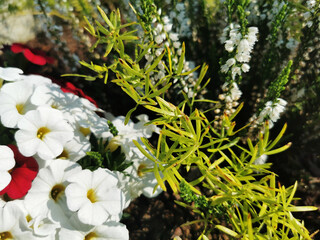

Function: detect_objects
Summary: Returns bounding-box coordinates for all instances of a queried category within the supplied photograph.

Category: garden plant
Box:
[0,0,320,239]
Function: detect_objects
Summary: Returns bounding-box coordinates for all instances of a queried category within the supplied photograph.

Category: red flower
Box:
[61,82,98,107]
[0,145,39,199]
[11,43,55,66]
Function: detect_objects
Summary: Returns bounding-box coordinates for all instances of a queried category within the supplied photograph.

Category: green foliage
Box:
[107,120,119,137]
[0,123,15,145]
[258,60,292,113]
[78,133,132,172]
[75,7,317,239]
[262,2,290,81]
[130,0,159,38]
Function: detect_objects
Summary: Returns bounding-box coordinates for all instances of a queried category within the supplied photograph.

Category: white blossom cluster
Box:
[144,14,181,83]
[144,10,200,98]
[303,0,320,28]
[0,66,161,239]
[165,1,192,38]
[247,0,286,25]
[250,98,287,129]
[220,23,258,80]
[214,82,242,126]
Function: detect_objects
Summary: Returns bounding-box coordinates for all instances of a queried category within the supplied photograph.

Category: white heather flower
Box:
[257,98,287,128]
[169,32,179,41]
[0,145,15,191]
[241,63,250,72]
[254,154,268,165]
[224,40,235,52]
[173,41,181,48]
[15,107,74,160]
[176,3,185,11]
[162,16,170,24]
[238,39,251,53]
[220,63,229,73]
[230,82,242,101]
[24,159,82,222]
[0,67,23,81]
[226,58,236,67]
[248,26,258,35]
[155,34,164,44]
[155,47,164,56]
[0,81,37,128]
[65,168,125,225]
[307,0,316,8]
[164,23,173,32]
[231,66,241,79]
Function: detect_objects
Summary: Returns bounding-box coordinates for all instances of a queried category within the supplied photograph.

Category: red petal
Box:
[0,145,39,199]
[45,56,55,64]
[23,49,47,66]
[61,82,98,107]
[8,145,39,172]
[11,43,26,53]
[0,169,33,199]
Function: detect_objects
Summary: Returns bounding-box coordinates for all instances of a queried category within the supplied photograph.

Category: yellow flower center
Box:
[0,231,13,240]
[105,137,120,152]
[51,103,58,109]
[87,189,97,203]
[37,127,50,140]
[16,103,25,114]
[50,184,65,202]
[26,214,32,223]
[57,149,69,159]
[84,232,98,240]
[80,127,91,137]
[137,164,147,177]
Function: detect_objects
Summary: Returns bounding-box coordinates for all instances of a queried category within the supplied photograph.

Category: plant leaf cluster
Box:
[77,133,132,172]
[73,6,317,240]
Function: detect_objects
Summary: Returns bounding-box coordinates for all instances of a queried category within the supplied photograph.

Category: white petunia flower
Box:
[0,81,37,128]
[59,214,129,240]
[24,159,82,224]
[35,135,91,167]
[31,83,80,113]
[18,74,52,86]
[0,145,15,191]
[103,114,159,157]
[65,168,125,225]
[0,201,36,239]
[15,107,74,160]
[10,199,58,239]
[56,136,91,162]
[117,149,162,204]
[0,67,23,81]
